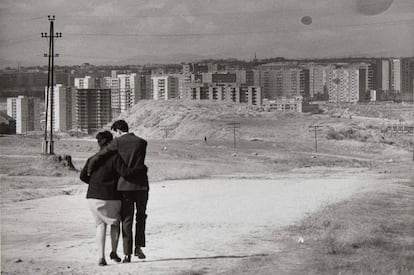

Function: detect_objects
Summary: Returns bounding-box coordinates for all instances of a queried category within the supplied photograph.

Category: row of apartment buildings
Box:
[5,58,413,134]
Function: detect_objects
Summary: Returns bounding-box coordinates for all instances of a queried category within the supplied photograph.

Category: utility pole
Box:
[159,125,174,139]
[41,15,62,155]
[227,122,240,148]
[309,125,323,153]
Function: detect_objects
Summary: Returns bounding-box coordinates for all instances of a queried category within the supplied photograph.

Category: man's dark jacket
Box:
[80,154,147,200]
[87,133,149,191]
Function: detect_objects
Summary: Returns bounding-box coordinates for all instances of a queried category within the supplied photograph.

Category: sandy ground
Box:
[1,167,390,275]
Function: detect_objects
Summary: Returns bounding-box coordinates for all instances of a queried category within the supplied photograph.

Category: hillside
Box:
[115,100,413,151]
[116,100,310,140]
[320,102,414,121]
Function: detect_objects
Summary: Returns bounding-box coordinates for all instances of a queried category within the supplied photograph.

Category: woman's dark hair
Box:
[111,120,129,133]
[95,131,113,146]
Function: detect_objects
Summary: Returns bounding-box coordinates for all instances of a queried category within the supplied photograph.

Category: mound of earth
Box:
[116,100,307,140]
[9,155,78,177]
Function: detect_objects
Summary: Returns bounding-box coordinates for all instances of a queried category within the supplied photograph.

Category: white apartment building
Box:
[74,76,95,89]
[390,58,401,92]
[103,76,121,115]
[118,73,141,112]
[326,67,360,103]
[263,96,303,112]
[7,96,40,134]
[379,60,390,91]
[45,84,73,132]
[151,75,179,100]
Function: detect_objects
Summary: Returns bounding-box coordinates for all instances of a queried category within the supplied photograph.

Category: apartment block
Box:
[45,84,73,132]
[184,83,262,106]
[401,58,414,99]
[74,76,96,89]
[257,67,304,100]
[263,96,303,112]
[118,73,142,112]
[151,75,179,100]
[74,89,112,134]
[326,67,360,103]
[305,66,326,99]
[390,59,401,92]
[103,76,121,116]
[7,96,40,134]
[401,58,414,93]
[375,58,401,93]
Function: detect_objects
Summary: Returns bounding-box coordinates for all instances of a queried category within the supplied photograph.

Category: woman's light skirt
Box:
[88,199,121,226]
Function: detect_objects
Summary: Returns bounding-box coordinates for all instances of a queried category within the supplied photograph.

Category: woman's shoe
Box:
[110,252,122,263]
[98,258,107,266]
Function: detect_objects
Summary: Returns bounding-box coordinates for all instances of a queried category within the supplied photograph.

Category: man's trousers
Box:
[120,191,148,255]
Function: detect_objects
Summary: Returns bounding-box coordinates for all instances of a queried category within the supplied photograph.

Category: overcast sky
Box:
[0,0,413,67]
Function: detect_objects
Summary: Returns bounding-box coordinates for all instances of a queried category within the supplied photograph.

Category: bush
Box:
[326,126,371,142]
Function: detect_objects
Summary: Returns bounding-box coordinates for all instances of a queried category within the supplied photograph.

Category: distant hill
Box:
[115,53,208,65]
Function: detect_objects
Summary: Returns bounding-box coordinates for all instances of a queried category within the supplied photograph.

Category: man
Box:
[88,120,149,263]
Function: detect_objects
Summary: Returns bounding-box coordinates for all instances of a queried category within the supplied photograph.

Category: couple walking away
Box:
[80,120,149,266]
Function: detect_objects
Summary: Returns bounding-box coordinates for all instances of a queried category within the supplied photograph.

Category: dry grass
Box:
[221,171,414,275]
[289,181,414,274]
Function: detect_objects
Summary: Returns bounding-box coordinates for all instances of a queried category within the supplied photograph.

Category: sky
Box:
[0,0,413,68]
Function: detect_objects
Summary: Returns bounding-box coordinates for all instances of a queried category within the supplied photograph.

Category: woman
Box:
[80,131,147,266]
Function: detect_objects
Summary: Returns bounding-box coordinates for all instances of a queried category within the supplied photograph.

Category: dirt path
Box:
[1,167,387,274]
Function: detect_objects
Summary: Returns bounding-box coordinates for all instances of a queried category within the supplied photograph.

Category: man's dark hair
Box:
[111,120,129,133]
[95,131,113,147]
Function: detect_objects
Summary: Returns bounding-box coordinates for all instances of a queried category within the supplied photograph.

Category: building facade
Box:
[326,67,360,103]
[7,96,40,134]
[74,76,96,89]
[45,84,73,132]
[118,73,142,112]
[401,58,414,98]
[151,75,179,100]
[257,67,304,100]
[74,89,112,133]
[263,96,303,112]
[184,83,262,106]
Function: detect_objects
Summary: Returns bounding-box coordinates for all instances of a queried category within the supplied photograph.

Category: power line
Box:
[56,0,413,19]
[65,19,414,38]
[1,18,412,46]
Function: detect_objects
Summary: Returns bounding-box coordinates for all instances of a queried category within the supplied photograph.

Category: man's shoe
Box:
[122,255,131,263]
[110,252,121,263]
[98,258,107,266]
[134,247,146,259]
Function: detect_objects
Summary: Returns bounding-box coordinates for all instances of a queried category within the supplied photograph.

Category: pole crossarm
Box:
[159,125,176,139]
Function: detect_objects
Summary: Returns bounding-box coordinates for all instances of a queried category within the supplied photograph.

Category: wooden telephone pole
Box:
[227,122,240,148]
[41,15,62,154]
[309,125,323,153]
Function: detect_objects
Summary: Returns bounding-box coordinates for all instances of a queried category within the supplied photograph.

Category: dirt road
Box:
[1,167,387,275]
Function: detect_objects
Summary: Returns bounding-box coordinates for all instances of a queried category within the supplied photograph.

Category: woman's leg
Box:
[96,223,107,259]
[110,224,120,253]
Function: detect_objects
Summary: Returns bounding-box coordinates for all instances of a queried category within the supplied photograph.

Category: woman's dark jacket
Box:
[80,153,148,200]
